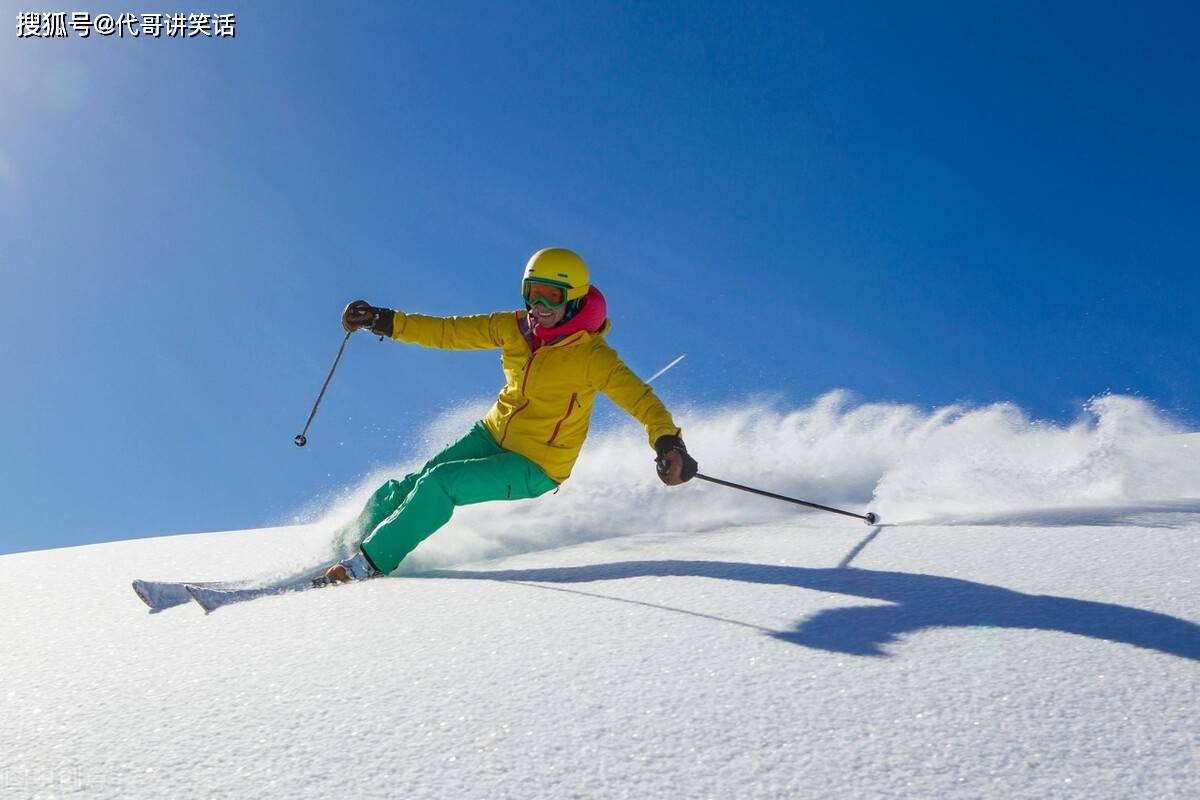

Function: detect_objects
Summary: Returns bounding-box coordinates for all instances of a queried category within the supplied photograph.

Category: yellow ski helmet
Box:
[522,248,590,302]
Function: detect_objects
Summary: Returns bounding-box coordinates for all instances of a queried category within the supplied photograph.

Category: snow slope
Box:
[3,394,1198,798]
[3,509,1198,799]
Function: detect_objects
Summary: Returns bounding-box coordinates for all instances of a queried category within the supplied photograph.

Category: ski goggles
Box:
[522,279,569,309]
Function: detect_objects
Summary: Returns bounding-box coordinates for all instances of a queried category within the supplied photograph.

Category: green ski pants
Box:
[350,421,558,574]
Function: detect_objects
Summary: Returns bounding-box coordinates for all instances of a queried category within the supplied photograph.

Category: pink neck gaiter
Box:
[528,285,607,350]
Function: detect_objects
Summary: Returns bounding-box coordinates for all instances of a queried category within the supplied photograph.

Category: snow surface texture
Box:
[3,392,1198,798]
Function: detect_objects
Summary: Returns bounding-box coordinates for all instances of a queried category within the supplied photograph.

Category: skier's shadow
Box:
[416,560,1200,660]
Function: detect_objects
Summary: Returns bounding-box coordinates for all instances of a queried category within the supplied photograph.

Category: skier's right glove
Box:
[341,300,395,336]
[654,434,698,486]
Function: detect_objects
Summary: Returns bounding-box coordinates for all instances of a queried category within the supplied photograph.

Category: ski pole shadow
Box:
[837,525,882,569]
[414,560,1200,661]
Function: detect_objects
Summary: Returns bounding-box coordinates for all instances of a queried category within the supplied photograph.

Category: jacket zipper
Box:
[519,352,536,394]
[500,353,537,447]
[547,393,578,445]
[498,401,528,447]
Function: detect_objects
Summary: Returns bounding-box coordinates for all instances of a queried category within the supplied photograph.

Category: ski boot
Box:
[314,551,380,587]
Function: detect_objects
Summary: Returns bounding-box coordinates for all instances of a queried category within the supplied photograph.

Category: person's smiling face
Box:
[524,280,570,327]
[528,302,567,327]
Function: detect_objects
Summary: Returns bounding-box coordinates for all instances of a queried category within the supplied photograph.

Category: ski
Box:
[132,578,251,612]
[185,570,334,613]
[135,566,363,614]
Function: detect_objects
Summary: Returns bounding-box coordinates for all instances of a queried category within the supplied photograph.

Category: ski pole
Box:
[694,473,879,525]
[294,331,353,447]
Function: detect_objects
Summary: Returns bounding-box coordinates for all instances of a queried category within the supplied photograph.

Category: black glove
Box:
[654,434,698,486]
[341,300,394,336]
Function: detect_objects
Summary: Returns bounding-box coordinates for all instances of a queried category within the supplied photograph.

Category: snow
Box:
[2,394,1198,798]
[3,510,1198,798]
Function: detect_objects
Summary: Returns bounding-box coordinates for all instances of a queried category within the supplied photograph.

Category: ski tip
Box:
[864,512,880,525]
[131,580,154,608]
[185,584,218,614]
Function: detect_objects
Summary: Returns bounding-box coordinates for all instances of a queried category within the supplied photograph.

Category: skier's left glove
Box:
[654,434,698,486]
[341,300,395,336]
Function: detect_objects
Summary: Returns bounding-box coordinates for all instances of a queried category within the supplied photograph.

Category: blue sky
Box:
[1,1,1197,554]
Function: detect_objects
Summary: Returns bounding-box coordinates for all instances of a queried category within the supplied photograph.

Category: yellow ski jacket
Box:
[389,310,680,483]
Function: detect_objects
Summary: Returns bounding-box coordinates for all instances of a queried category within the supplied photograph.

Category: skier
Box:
[323,248,698,583]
